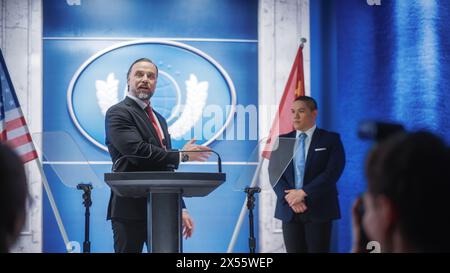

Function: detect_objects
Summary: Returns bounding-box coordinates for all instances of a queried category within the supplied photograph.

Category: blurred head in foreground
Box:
[0,143,28,253]
[362,131,450,252]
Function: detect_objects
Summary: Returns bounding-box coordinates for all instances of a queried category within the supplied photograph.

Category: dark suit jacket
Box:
[269,128,345,222]
[105,96,182,221]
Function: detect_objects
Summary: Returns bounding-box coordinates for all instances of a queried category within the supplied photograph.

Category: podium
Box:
[104,172,226,253]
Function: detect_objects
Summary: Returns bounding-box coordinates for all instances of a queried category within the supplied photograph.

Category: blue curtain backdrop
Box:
[311,0,450,252]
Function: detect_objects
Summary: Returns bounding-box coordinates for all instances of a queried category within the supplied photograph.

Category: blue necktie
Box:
[294,133,307,189]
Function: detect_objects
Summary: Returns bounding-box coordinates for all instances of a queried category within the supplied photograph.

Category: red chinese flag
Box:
[262,46,305,159]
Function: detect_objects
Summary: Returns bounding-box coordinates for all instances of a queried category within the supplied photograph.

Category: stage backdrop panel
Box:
[43,0,258,252]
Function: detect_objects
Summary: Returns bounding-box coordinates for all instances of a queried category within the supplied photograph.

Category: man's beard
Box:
[135,89,153,100]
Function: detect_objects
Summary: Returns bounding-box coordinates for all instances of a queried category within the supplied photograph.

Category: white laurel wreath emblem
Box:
[168,74,208,138]
[95,73,208,138]
[95,73,119,115]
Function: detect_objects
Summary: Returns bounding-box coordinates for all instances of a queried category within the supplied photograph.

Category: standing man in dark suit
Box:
[269,96,345,253]
[105,58,211,253]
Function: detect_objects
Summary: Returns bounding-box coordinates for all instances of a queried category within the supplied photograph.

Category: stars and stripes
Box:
[0,49,38,163]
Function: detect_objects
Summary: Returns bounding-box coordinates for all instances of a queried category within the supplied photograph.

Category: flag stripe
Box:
[21,150,38,163]
[6,116,26,131]
[6,125,28,140]
[7,133,33,148]
[14,141,36,156]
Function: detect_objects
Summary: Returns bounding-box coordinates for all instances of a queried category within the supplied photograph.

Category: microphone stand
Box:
[244,186,260,253]
[77,183,93,253]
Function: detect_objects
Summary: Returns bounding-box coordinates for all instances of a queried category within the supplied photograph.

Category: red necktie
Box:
[145,106,166,149]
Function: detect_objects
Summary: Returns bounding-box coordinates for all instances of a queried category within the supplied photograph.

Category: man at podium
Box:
[105,58,211,253]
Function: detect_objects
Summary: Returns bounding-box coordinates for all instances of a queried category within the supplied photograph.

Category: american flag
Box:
[0,49,38,163]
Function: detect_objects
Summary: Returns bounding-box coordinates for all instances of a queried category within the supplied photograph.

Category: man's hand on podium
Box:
[182,138,212,162]
[182,210,194,239]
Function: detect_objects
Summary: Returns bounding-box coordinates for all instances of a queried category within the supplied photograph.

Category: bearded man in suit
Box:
[105,58,210,253]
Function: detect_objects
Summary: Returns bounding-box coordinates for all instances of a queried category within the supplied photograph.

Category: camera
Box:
[358,121,405,142]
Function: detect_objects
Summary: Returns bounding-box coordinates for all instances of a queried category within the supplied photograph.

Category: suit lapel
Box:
[305,128,321,175]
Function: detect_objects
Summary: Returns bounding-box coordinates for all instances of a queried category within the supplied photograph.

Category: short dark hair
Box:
[0,143,28,253]
[365,131,450,252]
[294,96,318,111]
[126,58,159,80]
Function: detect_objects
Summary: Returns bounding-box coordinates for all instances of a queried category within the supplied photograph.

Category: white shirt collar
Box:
[296,124,316,139]
[127,93,149,110]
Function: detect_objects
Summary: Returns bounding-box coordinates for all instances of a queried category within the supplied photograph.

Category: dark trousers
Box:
[282,219,332,253]
[111,219,147,253]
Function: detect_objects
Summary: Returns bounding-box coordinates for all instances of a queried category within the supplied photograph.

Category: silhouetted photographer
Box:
[352,122,450,252]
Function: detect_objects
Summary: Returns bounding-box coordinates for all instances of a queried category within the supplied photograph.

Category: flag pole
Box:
[32,157,71,252]
[23,129,71,252]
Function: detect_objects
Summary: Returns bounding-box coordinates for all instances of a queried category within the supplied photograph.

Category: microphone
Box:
[177,149,222,173]
[112,148,222,173]
[112,152,152,172]
[162,139,222,172]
